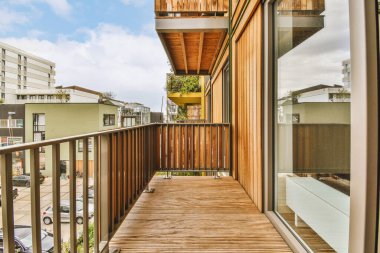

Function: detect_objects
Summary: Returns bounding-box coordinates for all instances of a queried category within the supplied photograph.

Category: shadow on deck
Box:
[110,176,291,252]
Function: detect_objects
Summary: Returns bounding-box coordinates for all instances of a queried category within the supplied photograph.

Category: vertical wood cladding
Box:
[232,2,263,211]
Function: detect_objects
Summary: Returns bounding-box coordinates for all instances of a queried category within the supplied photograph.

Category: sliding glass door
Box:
[273,0,351,252]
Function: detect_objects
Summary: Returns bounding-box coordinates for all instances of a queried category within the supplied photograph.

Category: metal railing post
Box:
[83,138,89,253]
[69,141,77,253]
[99,134,110,252]
[52,144,62,253]
[93,136,100,253]
[30,147,42,252]
[0,153,15,253]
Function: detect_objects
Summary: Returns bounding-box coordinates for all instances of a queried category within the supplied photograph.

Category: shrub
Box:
[62,223,95,252]
[166,74,200,94]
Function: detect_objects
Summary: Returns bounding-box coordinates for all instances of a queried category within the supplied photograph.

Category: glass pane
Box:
[273,0,351,252]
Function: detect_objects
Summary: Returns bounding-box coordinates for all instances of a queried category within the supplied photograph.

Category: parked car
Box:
[0,187,18,206]
[12,174,44,187]
[42,200,94,225]
[0,225,54,252]
[24,172,45,184]
[80,185,94,200]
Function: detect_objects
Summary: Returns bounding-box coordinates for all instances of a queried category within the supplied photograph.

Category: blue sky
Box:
[0,0,169,111]
[1,0,155,39]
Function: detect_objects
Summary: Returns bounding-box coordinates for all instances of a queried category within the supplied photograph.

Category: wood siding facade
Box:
[210,0,264,211]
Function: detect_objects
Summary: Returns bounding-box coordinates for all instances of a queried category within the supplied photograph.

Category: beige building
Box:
[24,103,119,177]
[1,41,56,104]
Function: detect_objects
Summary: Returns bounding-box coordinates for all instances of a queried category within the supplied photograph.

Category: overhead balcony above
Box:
[277,0,326,58]
[155,0,229,75]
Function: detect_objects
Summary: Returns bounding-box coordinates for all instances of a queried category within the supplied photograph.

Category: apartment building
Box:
[0,41,55,104]
[342,59,351,89]
[166,99,178,122]
[121,102,151,127]
[24,103,120,177]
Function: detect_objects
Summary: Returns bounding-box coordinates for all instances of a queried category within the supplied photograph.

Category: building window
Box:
[273,0,351,252]
[0,119,23,128]
[38,95,44,100]
[78,139,93,152]
[1,82,4,88]
[206,92,211,122]
[222,61,230,123]
[18,85,21,89]
[1,93,5,99]
[33,114,46,140]
[7,137,23,145]
[33,113,46,158]
[29,95,36,100]
[103,114,115,126]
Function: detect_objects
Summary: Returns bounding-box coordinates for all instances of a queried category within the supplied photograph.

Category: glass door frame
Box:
[262,0,380,252]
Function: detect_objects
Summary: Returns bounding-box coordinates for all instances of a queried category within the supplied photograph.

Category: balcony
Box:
[110,176,291,252]
[0,123,292,252]
[155,0,229,75]
[276,0,326,57]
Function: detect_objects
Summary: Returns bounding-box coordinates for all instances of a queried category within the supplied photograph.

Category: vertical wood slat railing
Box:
[0,123,230,253]
[155,0,229,14]
[157,123,230,172]
[277,0,325,13]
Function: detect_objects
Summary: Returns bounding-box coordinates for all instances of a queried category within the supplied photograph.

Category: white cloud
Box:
[8,0,72,17]
[1,24,170,111]
[121,0,147,7]
[44,0,71,16]
[0,7,29,30]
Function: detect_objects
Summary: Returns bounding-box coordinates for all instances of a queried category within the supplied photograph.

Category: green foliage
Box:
[0,98,4,104]
[174,106,187,120]
[101,91,116,99]
[55,89,70,103]
[166,74,200,94]
[62,223,95,253]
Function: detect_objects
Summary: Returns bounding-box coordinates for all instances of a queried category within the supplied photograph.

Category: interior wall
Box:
[232,0,263,211]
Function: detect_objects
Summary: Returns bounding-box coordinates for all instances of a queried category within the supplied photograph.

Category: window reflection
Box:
[274,0,351,252]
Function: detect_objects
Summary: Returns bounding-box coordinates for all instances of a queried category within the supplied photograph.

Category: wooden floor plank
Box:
[110,176,292,252]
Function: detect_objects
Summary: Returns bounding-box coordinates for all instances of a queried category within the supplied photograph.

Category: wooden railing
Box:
[0,124,158,253]
[277,124,350,174]
[157,123,230,172]
[155,0,228,15]
[277,0,325,14]
[0,123,230,253]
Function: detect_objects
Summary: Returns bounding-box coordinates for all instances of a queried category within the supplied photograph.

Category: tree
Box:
[101,91,116,100]
[174,106,188,121]
[55,89,70,103]
[166,74,200,94]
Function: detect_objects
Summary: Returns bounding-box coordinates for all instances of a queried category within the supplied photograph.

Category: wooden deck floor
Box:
[110,176,292,252]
